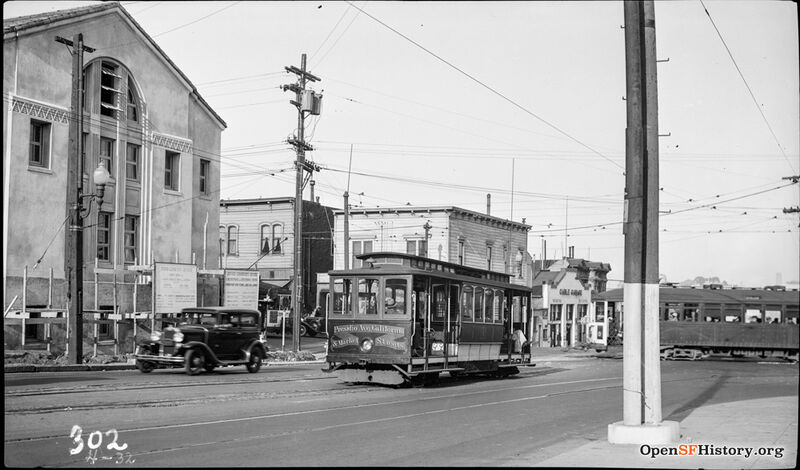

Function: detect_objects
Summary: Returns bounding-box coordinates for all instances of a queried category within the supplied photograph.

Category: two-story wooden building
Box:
[219,197,335,314]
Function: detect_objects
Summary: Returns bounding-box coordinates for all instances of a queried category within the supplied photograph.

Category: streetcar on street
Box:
[323,252,534,386]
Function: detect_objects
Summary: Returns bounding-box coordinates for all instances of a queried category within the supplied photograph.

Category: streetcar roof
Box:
[328,252,532,292]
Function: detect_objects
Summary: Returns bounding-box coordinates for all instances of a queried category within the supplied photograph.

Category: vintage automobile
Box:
[134,307,268,375]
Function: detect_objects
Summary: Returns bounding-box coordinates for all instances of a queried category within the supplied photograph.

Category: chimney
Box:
[568,245,574,258]
[542,239,546,262]
[310,179,316,202]
[486,193,491,215]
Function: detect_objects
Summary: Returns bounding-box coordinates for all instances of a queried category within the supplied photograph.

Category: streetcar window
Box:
[765,309,781,324]
[450,285,460,319]
[744,308,761,323]
[432,285,446,320]
[357,278,379,315]
[493,290,503,323]
[682,304,699,321]
[332,278,352,316]
[385,278,407,315]
[462,286,474,322]
[485,290,494,323]
[474,287,484,322]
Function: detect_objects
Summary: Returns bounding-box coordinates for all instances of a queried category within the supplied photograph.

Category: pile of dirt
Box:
[265,350,317,362]
[4,350,132,365]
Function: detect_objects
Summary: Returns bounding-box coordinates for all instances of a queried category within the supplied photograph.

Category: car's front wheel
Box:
[247,348,263,373]
[185,349,205,375]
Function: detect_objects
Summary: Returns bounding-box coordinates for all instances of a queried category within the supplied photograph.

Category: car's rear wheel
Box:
[136,360,154,373]
[247,348,263,373]
[299,324,308,337]
[185,349,205,375]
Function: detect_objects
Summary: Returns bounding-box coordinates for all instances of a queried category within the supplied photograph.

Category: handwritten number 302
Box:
[69,425,128,455]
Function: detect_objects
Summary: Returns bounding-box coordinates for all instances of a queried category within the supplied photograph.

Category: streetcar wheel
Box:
[185,349,205,375]
[247,348,263,373]
[136,360,154,373]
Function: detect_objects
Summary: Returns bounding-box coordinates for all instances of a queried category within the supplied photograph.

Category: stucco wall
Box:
[3,8,224,315]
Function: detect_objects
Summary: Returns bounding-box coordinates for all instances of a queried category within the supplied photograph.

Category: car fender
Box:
[182,341,222,364]
[246,340,267,357]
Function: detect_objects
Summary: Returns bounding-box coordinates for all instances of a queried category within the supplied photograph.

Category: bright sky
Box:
[5,1,799,288]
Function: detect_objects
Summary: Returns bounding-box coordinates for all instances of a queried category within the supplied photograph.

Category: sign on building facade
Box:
[154,262,198,313]
[223,269,260,310]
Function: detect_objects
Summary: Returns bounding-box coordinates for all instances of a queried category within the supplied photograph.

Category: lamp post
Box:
[67,161,110,364]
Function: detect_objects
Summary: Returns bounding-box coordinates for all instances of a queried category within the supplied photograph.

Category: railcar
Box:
[323,252,534,386]
[592,285,799,361]
[659,321,798,361]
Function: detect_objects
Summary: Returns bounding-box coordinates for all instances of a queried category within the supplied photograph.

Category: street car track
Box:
[5,375,624,446]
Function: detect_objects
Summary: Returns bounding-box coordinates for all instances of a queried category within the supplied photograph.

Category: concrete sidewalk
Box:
[532,396,798,469]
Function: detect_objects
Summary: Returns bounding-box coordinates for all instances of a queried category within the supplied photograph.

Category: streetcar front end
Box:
[324,272,414,385]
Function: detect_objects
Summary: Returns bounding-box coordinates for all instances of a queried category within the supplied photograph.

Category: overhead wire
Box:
[698,0,796,174]
[345,1,623,171]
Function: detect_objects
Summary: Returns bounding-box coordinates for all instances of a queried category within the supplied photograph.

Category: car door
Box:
[211,313,242,360]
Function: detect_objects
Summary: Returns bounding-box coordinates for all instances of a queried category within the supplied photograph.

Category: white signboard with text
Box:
[154,262,198,313]
[223,269,260,310]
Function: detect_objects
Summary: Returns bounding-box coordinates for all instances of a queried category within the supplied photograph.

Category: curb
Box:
[4,359,327,373]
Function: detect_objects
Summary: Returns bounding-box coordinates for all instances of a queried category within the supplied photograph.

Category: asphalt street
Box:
[4,354,797,467]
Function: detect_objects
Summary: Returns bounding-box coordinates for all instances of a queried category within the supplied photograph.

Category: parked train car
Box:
[323,252,534,386]
[592,284,799,360]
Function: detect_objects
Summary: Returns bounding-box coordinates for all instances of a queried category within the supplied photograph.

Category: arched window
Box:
[126,77,139,122]
[272,224,283,254]
[260,224,271,254]
[227,226,238,255]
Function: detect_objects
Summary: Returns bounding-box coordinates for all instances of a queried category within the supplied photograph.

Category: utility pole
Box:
[609,1,678,444]
[343,145,353,270]
[59,33,95,364]
[423,221,432,257]
[283,54,321,352]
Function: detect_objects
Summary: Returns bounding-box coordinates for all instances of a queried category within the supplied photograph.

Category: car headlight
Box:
[172,330,184,343]
[360,338,374,352]
[150,331,161,342]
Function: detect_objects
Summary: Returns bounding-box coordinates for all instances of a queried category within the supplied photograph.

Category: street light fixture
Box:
[69,160,110,364]
[515,251,524,278]
[81,161,111,216]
